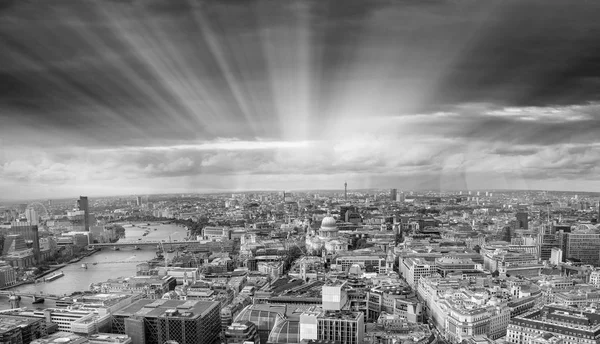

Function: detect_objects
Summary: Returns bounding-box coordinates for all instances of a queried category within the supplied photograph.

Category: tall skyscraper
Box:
[390,188,397,202]
[136,196,142,206]
[24,208,38,225]
[77,196,89,231]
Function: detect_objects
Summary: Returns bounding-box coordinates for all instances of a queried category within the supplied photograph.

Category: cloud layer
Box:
[1,0,600,199]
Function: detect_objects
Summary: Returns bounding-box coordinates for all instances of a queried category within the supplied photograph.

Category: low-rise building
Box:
[507,304,600,344]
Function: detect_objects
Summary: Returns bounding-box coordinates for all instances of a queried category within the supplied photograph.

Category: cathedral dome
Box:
[320,216,337,230]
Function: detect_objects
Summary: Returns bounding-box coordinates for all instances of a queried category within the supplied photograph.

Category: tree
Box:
[492,270,500,277]
[356,238,368,249]
[473,245,481,254]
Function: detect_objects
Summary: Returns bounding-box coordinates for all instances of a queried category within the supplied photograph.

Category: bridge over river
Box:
[0,290,60,300]
[85,260,148,265]
[89,240,200,248]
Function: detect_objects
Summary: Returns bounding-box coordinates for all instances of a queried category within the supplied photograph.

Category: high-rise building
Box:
[564,228,600,265]
[390,189,397,202]
[538,232,559,262]
[136,197,142,206]
[77,196,89,231]
[112,299,221,344]
[25,208,38,225]
[516,212,528,230]
[396,192,405,202]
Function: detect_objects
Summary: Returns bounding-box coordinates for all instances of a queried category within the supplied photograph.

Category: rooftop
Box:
[88,333,131,344]
[31,332,87,344]
[321,310,363,321]
[113,299,219,319]
[0,314,42,332]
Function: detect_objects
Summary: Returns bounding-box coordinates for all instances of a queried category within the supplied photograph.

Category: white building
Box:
[305,213,348,255]
[550,248,563,266]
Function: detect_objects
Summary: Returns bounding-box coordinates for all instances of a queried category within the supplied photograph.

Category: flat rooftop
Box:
[31,332,87,344]
[113,299,218,319]
[0,314,41,332]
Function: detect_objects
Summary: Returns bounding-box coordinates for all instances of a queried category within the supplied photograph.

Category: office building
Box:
[507,304,600,344]
[8,308,111,334]
[257,261,284,279]
[339,206,359,224]
[136,197,142,206]
[0,264,17,288]
[322,281,348,311]
[335,253,389,275]
[24,208,38,226]
[0,315,46,344]
[515,212,528,230]
[299,310,365,344]
[221,295,252,332]
[96,276,176,298]
[390,189,397,202]
[564,227,600,265]
[112,299,221,344]
[30,332,87,344]
[538,233,560,262]
[78,196,90,231]
[549,248,563,265]
[399,258,436,287]
[366,284,422,323]
[483,249,542,277]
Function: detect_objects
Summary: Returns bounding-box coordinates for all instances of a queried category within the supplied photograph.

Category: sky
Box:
[1,0,600,200]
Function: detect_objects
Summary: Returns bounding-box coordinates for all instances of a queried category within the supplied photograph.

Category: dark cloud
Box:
[2,0,600,197]
[490,147,539,157]
[432,0,600,108]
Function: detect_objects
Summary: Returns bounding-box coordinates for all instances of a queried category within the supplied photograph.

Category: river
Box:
[0,222,188,310]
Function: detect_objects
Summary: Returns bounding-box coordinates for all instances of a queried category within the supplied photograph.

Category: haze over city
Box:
[2,0,600,200]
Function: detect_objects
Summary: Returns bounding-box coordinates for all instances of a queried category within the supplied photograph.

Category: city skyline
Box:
[2,0,600,199]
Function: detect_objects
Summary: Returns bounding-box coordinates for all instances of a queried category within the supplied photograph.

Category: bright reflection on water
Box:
[0,222,187,309]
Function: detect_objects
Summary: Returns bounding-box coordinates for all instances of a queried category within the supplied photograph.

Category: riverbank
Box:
[67,248,101,264]
[0,249,100,291]
[6,222,184,296]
